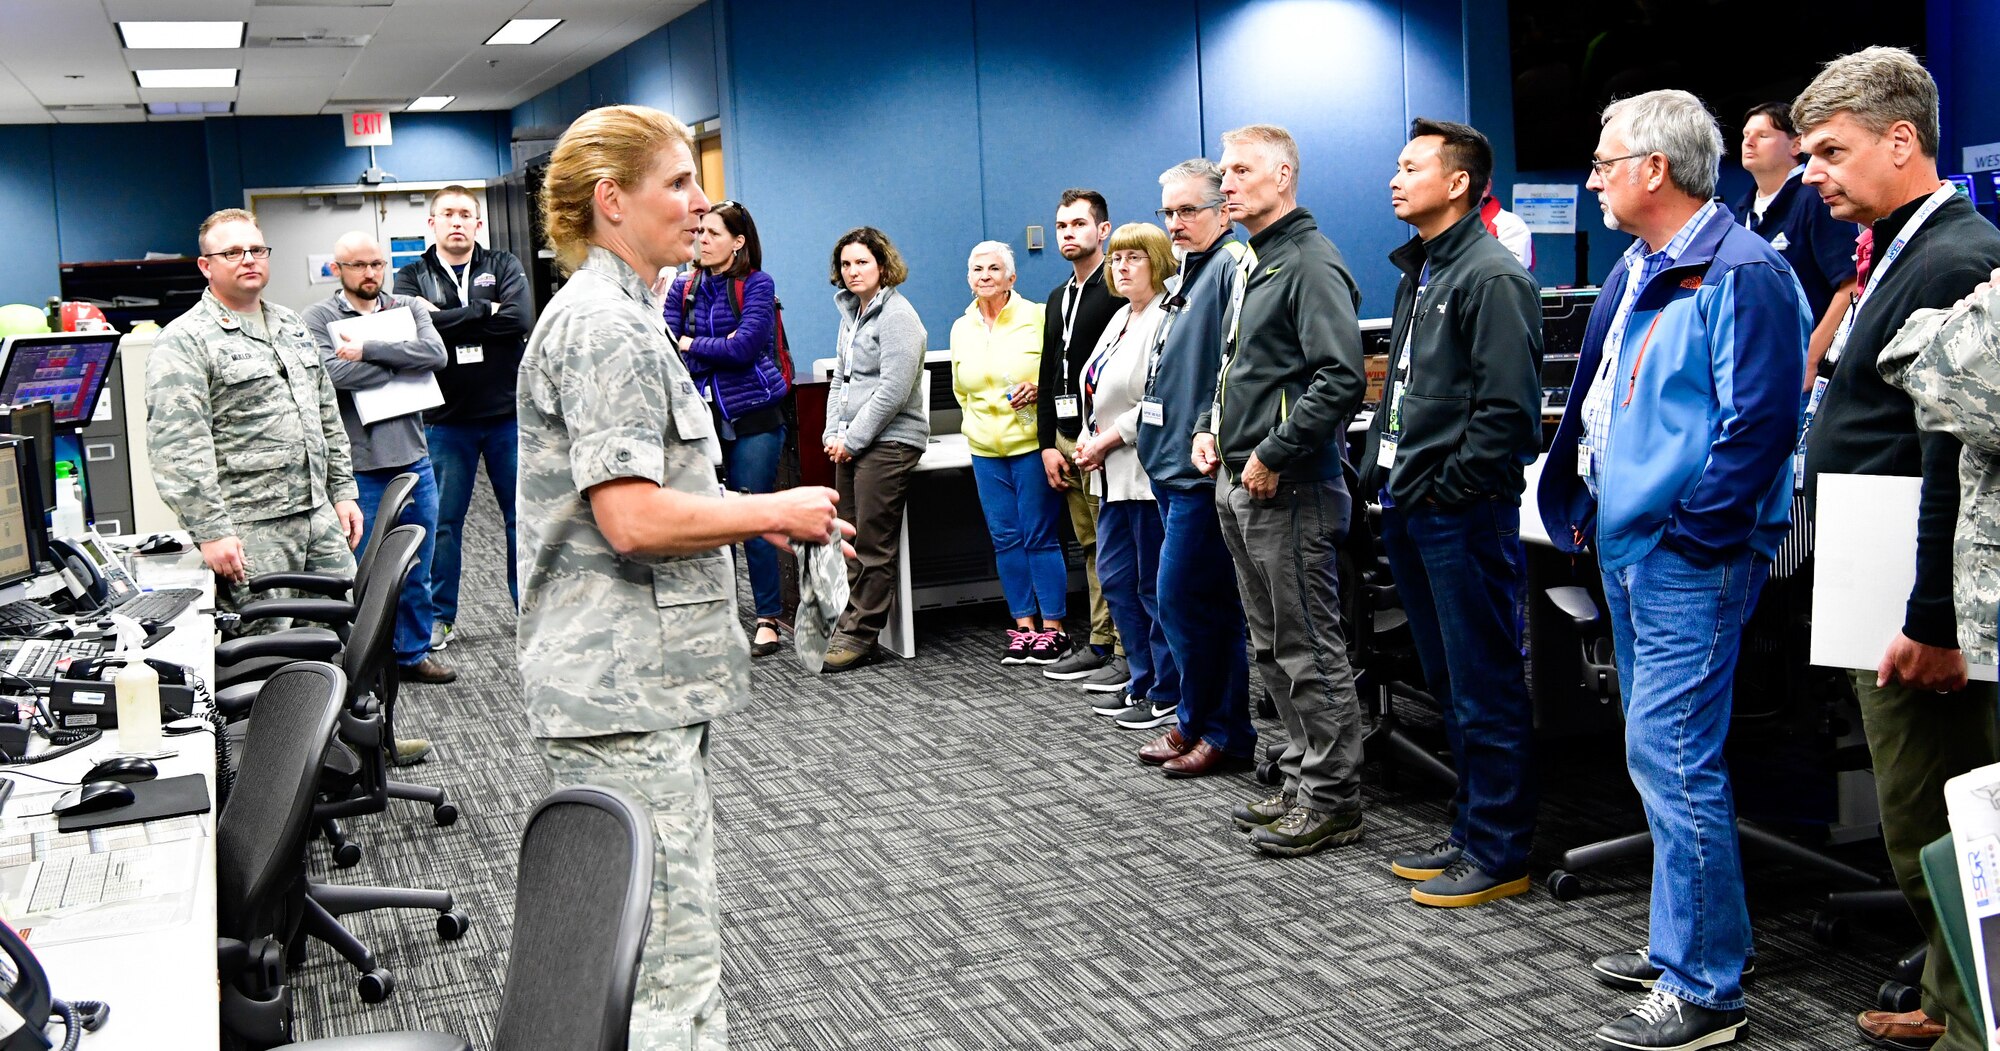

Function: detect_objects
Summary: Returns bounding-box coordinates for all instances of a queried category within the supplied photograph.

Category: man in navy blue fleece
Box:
[1538,90,1807,1051]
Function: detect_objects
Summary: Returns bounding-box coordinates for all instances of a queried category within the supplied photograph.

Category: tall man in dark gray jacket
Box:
[1194,124,1369,857]
[302,231,457,706]
[1360,119,1543,907]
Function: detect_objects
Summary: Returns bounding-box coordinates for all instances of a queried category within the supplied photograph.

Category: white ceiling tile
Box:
[241,46,360,77]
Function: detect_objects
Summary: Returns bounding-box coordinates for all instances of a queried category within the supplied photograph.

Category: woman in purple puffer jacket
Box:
[663,200,793,656]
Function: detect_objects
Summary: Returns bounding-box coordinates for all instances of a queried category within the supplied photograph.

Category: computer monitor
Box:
[0,333,119,430]
[0,438,46,588]
[1,401,55,512]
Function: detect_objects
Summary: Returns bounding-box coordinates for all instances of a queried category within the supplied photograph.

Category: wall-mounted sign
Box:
[343,111,393,148]
[1963,141,2000,173]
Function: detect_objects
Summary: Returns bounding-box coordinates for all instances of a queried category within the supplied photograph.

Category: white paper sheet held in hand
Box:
[1811,472,1999,681]
[325,306,444,425]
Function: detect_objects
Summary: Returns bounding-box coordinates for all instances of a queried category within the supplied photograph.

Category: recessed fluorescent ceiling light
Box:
[484,18,561,45]
[119,21,246,49]
[135,68,239,89]
[407,95,454,111]
[148,101,235,115]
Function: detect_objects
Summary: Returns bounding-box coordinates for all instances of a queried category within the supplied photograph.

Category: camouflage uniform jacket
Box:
[1880,286,2000,665]
[145,288,358,543]
[516,245,748,738]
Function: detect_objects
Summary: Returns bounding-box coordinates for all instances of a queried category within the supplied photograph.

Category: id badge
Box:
[1376,436,1397,469]
[1055,395,1080,420]
[1139,397,1164,426]
[456,344,484,365]
[1576,439,1593,480]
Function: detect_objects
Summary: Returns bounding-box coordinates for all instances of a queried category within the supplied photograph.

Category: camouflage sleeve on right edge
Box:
[1882,290,2000,458]
[144,328,234,542]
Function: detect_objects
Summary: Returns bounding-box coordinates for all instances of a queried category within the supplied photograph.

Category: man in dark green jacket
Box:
[1360,119,1543,908]
[1194,123,1368,857]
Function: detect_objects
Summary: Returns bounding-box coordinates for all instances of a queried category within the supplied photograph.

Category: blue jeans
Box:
[1096,499,1178,704]
[356,458,441,667]
[969,452,1067,622]
[427,418,518,621]
[1600,541,1766,1012]
[722,425,785,619]
[1155,486,1253,756]
[1378,498,1536,879]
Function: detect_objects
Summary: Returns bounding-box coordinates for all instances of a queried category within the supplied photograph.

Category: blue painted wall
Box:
[720,0,1482,353]
[0,111,509,307]
[511,5,722,133]
[1932,0,2000,185]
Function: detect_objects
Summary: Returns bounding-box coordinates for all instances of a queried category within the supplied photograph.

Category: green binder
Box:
[1922,832,1988,1033]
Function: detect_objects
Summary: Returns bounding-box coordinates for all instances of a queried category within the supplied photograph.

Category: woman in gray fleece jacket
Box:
[820,226,930,671]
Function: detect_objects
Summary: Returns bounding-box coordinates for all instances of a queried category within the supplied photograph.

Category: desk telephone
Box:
[0,919,106,1049]
[45,535,136,612]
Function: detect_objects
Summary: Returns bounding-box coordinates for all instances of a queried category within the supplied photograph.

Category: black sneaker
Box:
[1089,690,1141,717]
[1389,836,1462,881]
[1594,989,1745,1050]
[1026,630,1073,665]
[1043,646,1107,680]
[1592,947,1755,992]
[1250,805,1365,857]
[1000,629,1035,664]
[1410,858,1530,907]
[1113,697,1176,730]
[1231,790,1294,832]
[1074,656,1132,693]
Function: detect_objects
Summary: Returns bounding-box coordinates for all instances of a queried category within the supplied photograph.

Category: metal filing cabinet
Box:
[80,360,134,537]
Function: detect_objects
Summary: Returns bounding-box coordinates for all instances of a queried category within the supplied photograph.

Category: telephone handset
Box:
[46,533,137,610]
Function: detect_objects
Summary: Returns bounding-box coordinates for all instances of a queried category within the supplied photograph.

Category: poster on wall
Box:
[1513,183,1580,235]
[307,254,339,285]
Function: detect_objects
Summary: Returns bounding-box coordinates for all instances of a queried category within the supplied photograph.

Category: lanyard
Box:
[1059,263,1100,394]
[447,259,473,310]
[1826,183,1956,366]
[1083,311,1137,411]
[1383,264,1430,440]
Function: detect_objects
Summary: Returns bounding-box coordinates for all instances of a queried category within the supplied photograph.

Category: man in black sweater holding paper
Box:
[1797,47,2000,1051]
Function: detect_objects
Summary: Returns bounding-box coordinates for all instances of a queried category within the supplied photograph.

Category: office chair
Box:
[218,526,467,1003]
[216,662,348,1051]
[1538,569,1888,903]
[217,474,419,693]
[271,785,656,1051]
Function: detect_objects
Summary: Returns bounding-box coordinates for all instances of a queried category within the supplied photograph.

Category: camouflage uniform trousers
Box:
[541,725,727,1051]
[227,502,356,634]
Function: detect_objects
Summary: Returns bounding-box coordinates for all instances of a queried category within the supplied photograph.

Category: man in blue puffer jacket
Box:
[1538,90,1808,1051]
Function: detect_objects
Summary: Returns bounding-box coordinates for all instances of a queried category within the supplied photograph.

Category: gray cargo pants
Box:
[1215,471,1364,813]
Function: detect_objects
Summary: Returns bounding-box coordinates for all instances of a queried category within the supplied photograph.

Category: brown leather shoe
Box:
[1138,729,1193,765]
[1856,1009,1945,1049]
[399,657,457,685]
[1162,740,1252,779]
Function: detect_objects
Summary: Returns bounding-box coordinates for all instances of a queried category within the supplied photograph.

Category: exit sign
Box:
[343,111,393,148]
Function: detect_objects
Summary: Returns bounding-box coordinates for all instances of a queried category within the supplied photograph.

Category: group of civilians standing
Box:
[505,42,2000,1051]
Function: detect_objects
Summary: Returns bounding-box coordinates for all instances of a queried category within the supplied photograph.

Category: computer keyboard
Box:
[0,636,109,686]
[114,588,202,624]
[0,600,58,637]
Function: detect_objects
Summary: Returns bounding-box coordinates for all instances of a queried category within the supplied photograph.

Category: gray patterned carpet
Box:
[290,477,1923,1049]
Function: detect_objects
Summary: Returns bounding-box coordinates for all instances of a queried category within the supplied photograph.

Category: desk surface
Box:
[15,544,217,1050]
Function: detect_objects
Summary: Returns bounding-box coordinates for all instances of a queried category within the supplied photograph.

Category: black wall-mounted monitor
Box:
[0,333,118,431]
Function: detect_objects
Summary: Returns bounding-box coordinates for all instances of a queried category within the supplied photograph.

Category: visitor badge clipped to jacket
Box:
[1055,395,1080,420]
[1140,397,1163,426]
[1377,436,1397,469]
[456,344,484,365]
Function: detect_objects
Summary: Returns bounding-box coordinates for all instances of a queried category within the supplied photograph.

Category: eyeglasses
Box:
[1587,153,1651,176]
[1154,204,1222,222]
[334,260,388,271]
[203,246,272,263]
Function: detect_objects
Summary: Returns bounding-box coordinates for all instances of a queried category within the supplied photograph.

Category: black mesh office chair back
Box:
[217,661,348,940]
[341,523,421,699]
[352,474,418,592]
[494,786,654,1051]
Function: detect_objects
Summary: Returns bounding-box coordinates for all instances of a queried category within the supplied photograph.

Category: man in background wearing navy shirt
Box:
[1731,101,1858,384]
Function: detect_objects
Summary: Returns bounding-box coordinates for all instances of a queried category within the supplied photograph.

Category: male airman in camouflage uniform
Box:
[1881,269,2000,667]
[518,244,745,1051]
[145,209,363,623]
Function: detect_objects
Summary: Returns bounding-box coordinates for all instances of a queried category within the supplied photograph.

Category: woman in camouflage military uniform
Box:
[516,104,846,1050]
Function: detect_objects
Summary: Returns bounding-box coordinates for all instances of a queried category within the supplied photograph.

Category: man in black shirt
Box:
[1036,189,1124,686]
[1796,46,2000,1051]
[393,185,534,647]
